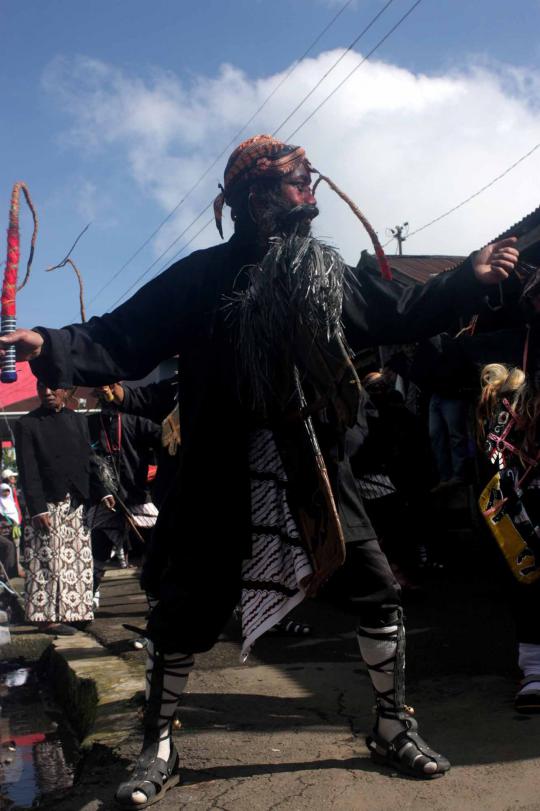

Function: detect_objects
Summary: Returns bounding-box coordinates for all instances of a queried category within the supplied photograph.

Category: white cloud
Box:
[74,179,99,222]
[42,51,540,271]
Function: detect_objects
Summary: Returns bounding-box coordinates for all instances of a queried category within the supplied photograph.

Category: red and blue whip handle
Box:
[1,182,38,383]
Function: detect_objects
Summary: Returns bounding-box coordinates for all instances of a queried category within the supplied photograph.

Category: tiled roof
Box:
[359,201,540,285]
[357,250,464,285]
[493,203,540,243]
[0,363,38,410]
[385,255,465,284]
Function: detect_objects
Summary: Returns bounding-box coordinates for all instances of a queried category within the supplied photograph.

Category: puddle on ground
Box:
[0,663,78,809]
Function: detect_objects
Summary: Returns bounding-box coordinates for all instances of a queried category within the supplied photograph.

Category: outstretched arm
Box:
[112,376,178,424]
[343,238,519,349]
[0,253,198,387]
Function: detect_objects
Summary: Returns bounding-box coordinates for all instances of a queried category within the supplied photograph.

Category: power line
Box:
[383,141,540,247]
[103,0,405,312]
[287,0,425,140]
[149,218,215,282]
[104,206,213,310]
[273,0,396,137]
[108,216,215,310]
[87,0,355,310]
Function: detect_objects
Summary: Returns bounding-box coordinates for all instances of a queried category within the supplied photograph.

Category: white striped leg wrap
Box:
[356,624,400,710]
[145,641,194,740]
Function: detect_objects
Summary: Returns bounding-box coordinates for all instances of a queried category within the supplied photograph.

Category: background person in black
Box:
[15,382,110,635]
[104,378,180,510]
[88,385,161,591]
[409,266,540,713]
[0,134,520,804]
[354,370,433,583]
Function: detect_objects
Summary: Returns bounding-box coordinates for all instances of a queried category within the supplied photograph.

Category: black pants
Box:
[144,442,400,653]
[91,506,129,563]
[321,537,402,626]
[362,494,418,570]
[146,534,400,654]
[513,579,540,645]
[145,547,243,654]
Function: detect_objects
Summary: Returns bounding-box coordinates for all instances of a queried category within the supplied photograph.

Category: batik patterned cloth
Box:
[240,429,313,660]
[23,495,93,623]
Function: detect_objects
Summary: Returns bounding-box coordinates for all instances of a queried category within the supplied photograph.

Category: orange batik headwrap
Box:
[213,134,310,239]
[213,133,391,280]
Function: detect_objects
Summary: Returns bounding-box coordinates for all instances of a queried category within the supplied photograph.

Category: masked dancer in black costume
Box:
[0,135,519,806]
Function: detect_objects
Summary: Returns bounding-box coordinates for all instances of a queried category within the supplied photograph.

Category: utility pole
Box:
[387,222,409,255]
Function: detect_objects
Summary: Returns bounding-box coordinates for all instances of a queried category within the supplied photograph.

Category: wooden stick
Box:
[46,224,90,322]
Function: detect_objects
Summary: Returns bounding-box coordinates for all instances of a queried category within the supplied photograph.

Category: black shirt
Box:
[87,408,161,506]
[15,406,107,517]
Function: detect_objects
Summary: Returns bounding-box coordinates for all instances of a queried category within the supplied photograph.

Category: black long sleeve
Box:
[15,419,47,517]
[80,414,109,504]
[29,240,488,391]
[342,258,484,350]
[121,376,178,424]
[30,244,227,388]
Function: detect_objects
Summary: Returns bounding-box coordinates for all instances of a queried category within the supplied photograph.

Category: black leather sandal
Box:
[115,743,180,807]
[366,707,451,779]
[357,615,450,780]
[515,674,540,714]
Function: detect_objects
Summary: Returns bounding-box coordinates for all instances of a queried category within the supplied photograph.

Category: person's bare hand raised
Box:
[0,329,44,361]
[472,237,519,285]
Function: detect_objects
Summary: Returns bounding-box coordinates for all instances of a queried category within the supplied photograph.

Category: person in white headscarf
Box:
[0,484,20,525]
[0,483,22,577]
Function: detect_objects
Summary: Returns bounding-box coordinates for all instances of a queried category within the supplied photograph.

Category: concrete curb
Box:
[2,625,144,750]
[45,631,143,748]
[0,632,51,663]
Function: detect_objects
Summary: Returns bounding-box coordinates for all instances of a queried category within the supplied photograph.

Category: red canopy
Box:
[0,363,38,410]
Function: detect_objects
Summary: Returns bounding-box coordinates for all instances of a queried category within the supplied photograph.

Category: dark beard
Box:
[224,232,349,416]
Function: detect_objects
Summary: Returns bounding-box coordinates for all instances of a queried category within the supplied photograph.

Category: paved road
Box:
[46,532,540,811]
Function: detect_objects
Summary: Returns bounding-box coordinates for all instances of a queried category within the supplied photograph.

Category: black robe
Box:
[15,406,107,517]
[120,376,179,508]
[87,408,161,506]
[29,234,484,649]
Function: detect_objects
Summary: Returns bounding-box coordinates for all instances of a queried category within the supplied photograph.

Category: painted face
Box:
[37,383,66,411]
[280,164,317,210]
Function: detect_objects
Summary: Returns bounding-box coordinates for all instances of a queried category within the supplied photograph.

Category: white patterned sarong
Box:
[23,495,94,623]
[240,429,313,660]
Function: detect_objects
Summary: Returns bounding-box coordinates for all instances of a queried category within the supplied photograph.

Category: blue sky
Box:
[1,0,539,328]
